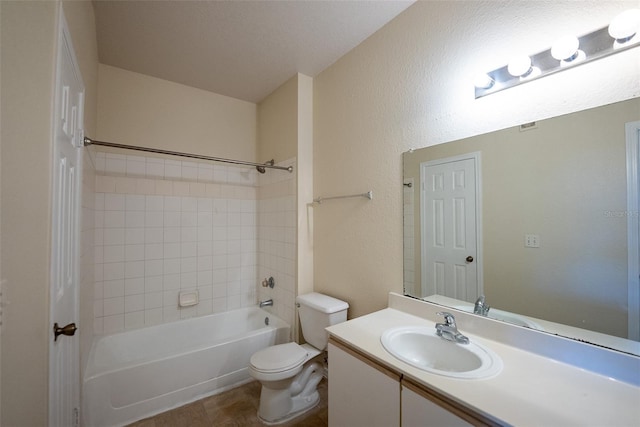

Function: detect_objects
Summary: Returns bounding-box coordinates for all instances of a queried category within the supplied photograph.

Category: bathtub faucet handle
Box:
[261,277,275,288]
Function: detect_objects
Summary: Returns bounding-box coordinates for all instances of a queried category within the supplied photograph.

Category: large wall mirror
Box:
[403,97,640,355]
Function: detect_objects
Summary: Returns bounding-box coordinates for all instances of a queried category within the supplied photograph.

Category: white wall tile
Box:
[125,277,145,295]
[197,165,213,183]
[104,296,124,315]
[197,271,213,287]
[163,290,179,307]
[103,315,124,334]
[126,158,146,177]
[125,261,145,279]
[126,195,145,211]
[103,245,125,263]
[103,262,124,281]
[164,212,181,227]
[146,195,164,211]
[165,160,181,180]
[145,243,163,260]
[145,227,163,244]
[125,294,145,312]
[163,243,181,259]
[181,242,197,257]
[181,272,197,288]
[182,162,198,181]
[146,160,164,179]
[145,276,164,293]
[125,228,145,245]
[181,197,197,212]
[164,196,181,212]
[125,311,145,329]
[145,260,163,277]
[163,274,181,291]
[145,308,163,326]
[180,212,197,227]
[125,244,145,262]
[145,292,163,309]
[145,211,164,227]
[104,211,125,228]
[105,156,126,175]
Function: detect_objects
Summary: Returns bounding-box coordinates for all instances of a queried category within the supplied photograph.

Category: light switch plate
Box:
[525,234,540,248]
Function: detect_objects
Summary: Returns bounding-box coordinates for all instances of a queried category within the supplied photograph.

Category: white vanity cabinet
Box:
[401,379,472,427]
[328,340,401,427]
[328,338,496,427]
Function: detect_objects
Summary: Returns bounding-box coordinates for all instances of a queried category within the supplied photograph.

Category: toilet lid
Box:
[250,342,308,372]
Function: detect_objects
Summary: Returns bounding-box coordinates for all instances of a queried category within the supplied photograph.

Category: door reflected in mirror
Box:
[403,97,640,355]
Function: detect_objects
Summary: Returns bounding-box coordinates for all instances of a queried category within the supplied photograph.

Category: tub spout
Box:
[259,299,273,308]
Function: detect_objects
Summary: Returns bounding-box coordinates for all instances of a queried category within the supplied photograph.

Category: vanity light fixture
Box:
[474,9,640,98]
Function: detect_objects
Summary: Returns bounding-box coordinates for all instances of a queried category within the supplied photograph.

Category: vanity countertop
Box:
[326,296,640,426]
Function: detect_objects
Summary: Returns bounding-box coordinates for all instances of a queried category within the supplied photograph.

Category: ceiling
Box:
[93,0,416,103]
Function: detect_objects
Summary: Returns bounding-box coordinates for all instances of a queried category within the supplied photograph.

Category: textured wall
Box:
[314,0,640,318]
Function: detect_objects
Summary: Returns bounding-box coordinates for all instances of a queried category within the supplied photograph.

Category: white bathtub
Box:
[83,307,290,426]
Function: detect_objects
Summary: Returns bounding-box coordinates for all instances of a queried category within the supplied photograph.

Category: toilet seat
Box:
[249,343,309,381]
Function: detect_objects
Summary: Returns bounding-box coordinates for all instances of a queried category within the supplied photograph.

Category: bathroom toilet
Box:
[249,292,348,424]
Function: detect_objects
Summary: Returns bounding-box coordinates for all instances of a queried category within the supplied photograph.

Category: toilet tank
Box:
[297,293,349,350]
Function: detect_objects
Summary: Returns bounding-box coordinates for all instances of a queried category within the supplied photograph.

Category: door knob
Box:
[466,256,474,263]
[53,322,77,341]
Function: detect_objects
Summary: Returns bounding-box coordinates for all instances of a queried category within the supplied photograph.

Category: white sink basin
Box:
[380,326,503,379]
[451,305,544,330]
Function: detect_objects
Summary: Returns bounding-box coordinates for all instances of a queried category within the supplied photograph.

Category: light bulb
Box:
[473,73,494,89]
[507,55,533,77]
[551,35,579,61]
[609,9,640,43]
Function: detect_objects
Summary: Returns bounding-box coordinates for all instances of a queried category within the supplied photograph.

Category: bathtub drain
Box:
[264,317,270,326]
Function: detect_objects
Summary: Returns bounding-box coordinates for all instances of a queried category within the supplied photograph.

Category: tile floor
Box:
[127,379,328,427]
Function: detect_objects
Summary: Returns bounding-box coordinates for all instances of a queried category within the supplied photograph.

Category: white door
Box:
[420,153,482,302]
[49,9,84,427]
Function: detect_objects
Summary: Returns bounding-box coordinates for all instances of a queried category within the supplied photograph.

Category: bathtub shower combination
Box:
[83,307,289,426]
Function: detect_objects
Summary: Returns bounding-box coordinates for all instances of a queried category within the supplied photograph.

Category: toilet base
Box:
[257,390,320,425]
[256,362,324,425]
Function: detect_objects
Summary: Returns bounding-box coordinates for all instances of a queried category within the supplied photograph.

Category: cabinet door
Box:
[328,341,401,427]
[401,381,473,427]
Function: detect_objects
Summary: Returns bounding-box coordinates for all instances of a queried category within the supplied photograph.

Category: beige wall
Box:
[296,74,314,298]
[97,64,257,161]
[0,1,99,424]
[313,0,640,318]
[257,74,298,162]
[404,98,639,337]
[1,2,58,425]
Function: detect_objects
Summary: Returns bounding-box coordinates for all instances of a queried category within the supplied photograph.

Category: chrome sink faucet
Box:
[259,299,273,308]
[474,295,490,316]
[435,312,469,344]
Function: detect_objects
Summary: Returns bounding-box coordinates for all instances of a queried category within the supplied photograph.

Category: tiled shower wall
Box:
[257,161,297,327]
[93,152,296,334]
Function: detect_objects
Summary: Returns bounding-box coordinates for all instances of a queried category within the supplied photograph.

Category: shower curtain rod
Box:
[83,137,293,174]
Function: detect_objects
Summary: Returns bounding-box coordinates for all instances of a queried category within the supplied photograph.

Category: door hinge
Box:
[73,407,79,427]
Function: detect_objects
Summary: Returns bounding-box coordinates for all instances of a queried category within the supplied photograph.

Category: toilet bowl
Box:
[249,293,348,424]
